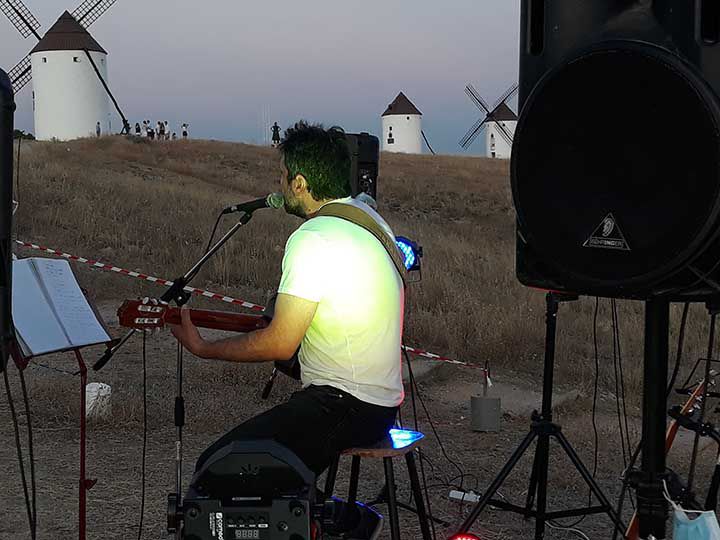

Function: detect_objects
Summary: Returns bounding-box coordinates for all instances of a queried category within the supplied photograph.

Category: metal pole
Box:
[0,69,15,373]
[638,297,669,539]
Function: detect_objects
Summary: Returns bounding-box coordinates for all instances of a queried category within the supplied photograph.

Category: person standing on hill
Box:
[157,121,165,140]
[271,121,281,147]
[170,121,403,537]
[181,123,189,140]
[135,122,141,137]
[96,121,101,138]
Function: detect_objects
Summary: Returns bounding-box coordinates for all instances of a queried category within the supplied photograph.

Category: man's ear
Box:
[292,174,308,194]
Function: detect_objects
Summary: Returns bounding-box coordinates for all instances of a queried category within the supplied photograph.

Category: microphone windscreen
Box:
[267,192,285,209]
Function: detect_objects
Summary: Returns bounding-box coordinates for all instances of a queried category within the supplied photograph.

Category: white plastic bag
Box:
[85,382,112,420]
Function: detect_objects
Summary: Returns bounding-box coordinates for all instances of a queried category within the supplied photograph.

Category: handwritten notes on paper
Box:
[12,258,111,357]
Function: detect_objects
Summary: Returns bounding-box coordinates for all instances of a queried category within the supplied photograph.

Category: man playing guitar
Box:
[170,122,404,506]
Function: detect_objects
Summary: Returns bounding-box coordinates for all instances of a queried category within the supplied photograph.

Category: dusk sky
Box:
[1,0,520,155]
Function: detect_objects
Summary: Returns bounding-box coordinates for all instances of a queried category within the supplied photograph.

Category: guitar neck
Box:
[164,307,269,333]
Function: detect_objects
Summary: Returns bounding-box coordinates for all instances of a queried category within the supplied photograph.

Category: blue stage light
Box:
[395,236,422,272]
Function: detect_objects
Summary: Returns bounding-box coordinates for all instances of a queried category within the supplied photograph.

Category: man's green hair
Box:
[279,121,352,201]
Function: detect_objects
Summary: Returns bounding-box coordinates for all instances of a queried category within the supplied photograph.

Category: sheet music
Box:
[12,259,72,356]
[31,258,110,348]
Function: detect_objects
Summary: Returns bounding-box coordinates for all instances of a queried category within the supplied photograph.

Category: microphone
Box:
[222,192,284,215]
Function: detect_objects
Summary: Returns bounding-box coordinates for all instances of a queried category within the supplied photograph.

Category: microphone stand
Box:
[90,210,257,537]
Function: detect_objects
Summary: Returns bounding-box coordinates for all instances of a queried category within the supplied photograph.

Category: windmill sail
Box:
[492,82,519,110]
[465,84,491,113]
[0,0,41,39]
[461,82,518,151]
[460,116,488,149]
[72,0,116,28]
[9,54,32,94]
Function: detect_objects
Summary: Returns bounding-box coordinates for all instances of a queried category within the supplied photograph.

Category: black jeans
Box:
[195,384,398,475]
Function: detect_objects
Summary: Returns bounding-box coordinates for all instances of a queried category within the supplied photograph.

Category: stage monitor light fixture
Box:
[396,236,422,272]
[512,2,720,300]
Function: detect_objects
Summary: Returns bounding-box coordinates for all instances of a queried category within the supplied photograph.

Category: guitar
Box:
[624,377,711,539]
[117,299,270,333]
[117,299,301,382]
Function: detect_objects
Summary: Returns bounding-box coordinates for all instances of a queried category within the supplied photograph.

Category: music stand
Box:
[9,291,116,540]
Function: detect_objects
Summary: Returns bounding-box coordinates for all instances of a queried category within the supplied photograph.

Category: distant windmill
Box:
[1,0,129,140]
[460,83,519,159]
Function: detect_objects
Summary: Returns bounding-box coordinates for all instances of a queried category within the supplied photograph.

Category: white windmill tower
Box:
[381,92,423,154]
[481,102,517,159]
[2,0,128,140]
[460,83,518,159]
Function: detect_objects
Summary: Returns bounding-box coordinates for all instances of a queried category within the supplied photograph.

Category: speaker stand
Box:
[452,292,626,539]
[635,298,670,539]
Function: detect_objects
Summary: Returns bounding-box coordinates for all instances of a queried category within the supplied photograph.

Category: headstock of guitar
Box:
[118,299,170,330]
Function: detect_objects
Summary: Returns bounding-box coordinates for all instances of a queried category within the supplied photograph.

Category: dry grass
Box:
[11,136,715,404]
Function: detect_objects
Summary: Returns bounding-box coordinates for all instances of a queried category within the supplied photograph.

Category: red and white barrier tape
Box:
[14,240,265,311]
[14,239,476,368]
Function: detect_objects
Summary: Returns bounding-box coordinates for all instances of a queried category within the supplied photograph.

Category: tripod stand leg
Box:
[534,433,551,539]
[525,437,542,516]
[457,430,538,532]
[555,431,626,535]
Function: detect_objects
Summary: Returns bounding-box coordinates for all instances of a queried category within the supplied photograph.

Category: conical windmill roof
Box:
[382,92,422,117]
[491,102,518,122]
[31,11,106,54]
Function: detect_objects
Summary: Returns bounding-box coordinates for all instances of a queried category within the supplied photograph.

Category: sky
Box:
[0,0,520,155]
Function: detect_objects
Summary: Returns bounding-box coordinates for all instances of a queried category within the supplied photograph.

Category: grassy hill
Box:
[11,136,711,393]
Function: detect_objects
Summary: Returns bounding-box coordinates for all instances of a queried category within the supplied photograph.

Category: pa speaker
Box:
[513,1,720,299]
[0,70,14,373]
[346,132,379,201]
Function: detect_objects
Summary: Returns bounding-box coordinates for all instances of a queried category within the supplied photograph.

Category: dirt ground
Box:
[1,300,717,540]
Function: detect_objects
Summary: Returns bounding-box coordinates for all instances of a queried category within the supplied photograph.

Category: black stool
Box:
[324,429,433,540]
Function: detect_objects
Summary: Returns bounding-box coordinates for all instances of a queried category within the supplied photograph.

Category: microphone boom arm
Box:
[93,211,256,371]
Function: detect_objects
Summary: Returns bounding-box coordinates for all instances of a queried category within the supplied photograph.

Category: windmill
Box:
[1,0,129,140]
[459,83,519,159]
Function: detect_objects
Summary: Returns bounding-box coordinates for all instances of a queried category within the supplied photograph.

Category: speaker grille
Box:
[512,43,720,291]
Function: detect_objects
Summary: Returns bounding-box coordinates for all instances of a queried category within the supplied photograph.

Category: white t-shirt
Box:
[278,197,404,407]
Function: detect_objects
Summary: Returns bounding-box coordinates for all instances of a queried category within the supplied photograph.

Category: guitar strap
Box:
[316,202,407,287]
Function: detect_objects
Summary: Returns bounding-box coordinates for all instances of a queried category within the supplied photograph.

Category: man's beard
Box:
[283,195,306,218]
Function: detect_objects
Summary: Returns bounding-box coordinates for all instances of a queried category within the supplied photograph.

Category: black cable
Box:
[404,348,437,540]
[137,332,148,540]
[687,313,716,495]
[611,441,642,540]
[18,369,37,538]
[611,300,629,470]
[612,300,634,511]
[3,367,34,539]
[668,303,690,396]
[591,298,600,484]
[421,130,436,155]
[402,348,465,481]
[204,211,225,254]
